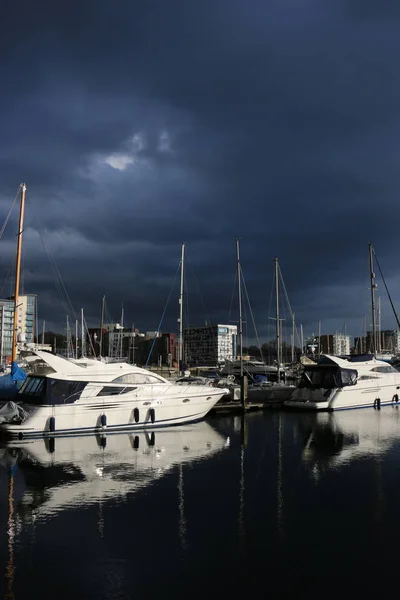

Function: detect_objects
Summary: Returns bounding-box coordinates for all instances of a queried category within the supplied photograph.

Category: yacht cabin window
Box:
[112,373,165,384]
[18,377,87,404]
[370,366,398,373]
[299,367,357,389]
[97,386,137,396]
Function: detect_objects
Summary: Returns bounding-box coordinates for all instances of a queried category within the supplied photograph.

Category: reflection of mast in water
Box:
[276,413,284,544]
[374,413,384,537]
[5,472,16,600]
[238,415,247,550]
[178,464,187,551]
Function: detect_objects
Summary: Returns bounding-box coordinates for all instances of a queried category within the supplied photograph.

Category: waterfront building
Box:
[184,324,237,366]
[0,294,36,363]
[135,333,176,366]
[319,333,351,356]
[362,329,400,354]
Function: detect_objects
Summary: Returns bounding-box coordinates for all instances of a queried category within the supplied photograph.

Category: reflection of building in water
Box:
[301,408,400,470]
[0,423,228,520]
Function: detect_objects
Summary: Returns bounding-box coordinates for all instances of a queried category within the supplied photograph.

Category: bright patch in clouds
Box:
[132,132,146,152]
[102,129,172,172]
[158,130,171,152]
[104,153,135,171]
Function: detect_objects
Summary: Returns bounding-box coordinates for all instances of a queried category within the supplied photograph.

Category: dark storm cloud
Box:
[1,0,400,342]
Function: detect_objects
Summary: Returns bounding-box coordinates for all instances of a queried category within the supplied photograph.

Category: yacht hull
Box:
[284,384,400,411]
[0,388,227,439]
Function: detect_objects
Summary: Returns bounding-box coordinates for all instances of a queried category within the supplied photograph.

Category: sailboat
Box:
[0,184,28,397]
[244,258,296,405]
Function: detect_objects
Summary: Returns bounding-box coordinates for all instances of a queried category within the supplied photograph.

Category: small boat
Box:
[220,358,283,379]
[0,350,228,439]
[284,353,400,411]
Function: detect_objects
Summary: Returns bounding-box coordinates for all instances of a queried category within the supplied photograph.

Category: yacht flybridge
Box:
[0,351,228,439]
[284,354,400,411]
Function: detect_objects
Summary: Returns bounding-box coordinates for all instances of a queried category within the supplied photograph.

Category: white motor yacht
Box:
[284,353,400,411]
[0,351,228,439]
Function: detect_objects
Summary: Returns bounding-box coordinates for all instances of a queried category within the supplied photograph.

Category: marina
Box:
[1,409,400,598]
[2,3,400,597]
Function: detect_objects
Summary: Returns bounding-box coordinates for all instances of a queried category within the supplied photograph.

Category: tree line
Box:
[243,341,303,364]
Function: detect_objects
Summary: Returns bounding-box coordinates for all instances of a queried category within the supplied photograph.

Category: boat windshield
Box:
[299,367,357,390]
[18,377,87,405]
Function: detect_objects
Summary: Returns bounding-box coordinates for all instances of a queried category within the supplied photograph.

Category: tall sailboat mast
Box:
[236,238,243,380]
[291,312,295,364]
[81,308,85,358]
[66,315,71,358]
[178,243,185,374]
[11,183,26,363]
[369,242,377,356]
[275,258,281,384]
[99,294,105,357]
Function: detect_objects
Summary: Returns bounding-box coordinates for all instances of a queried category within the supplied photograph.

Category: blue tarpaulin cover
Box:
[10,361,27,382]
[0,362,26,397]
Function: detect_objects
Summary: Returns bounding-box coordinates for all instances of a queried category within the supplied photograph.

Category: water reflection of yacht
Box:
[301,407,400,468]
[0,422,229,519]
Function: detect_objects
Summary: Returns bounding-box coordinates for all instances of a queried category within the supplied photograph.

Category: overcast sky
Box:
[1,0,400,346]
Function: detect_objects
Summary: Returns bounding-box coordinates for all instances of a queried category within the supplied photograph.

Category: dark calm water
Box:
[1,408,400,599]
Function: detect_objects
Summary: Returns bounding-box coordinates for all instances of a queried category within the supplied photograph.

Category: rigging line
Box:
[0,187,20,241]
[186,253,211,326]
[241,268,264,362]
[243,281,248,350]
[267,267,274,333]
[145,262,180,367]
[27,202,71,318]
[278,265,301,347]
[27,197,77,322]
[373,249,400,330]
[83,315,96,357]
[104,297,112,326]
[0,262,14,297]
[26,196,67,309]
